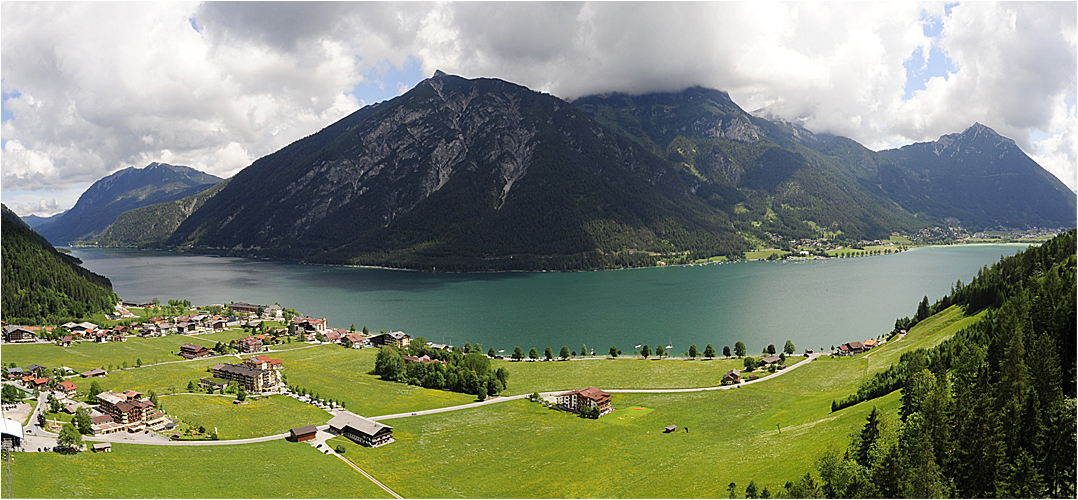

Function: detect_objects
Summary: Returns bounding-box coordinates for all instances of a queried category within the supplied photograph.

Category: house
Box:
[292,316,329,336]
[324,330,343,343]
[370,331,411,349]
[289,425,318,442]
[96,390,164,431]
[229,302,263,315]
[91,415,115,425]
[844,341,865,355]
[664,424,678,433]
[343,333,365,348]
[179,343,210,360]
[199,377,230,391]
[235,336,263,354]
[5,367,23,380]
[60,336,73,347]
[57,380,78,396]
[211,363,276,392]
[243,356,282,371]
[837,344,850,356]
[80,368,107,378]
[207,318,227,332]
[25,364,47,377]
[3,325,36,343]
[403,355,446,365]
[121,300,154,309]
[427,342,453,351]
[93,331,109,343]
[92,443,112,453]
[760,355,782,366]
[723,369,741,384]
[556,387,614,417]
[265,304,283,319]
[30,378,47,389]
[327,413,394,447]
[863,339,877,350]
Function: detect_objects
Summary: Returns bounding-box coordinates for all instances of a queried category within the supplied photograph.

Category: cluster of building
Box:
[4,364,51,389]
[93,390,170,435]
[836,338,881,356]
[202,355,284,393]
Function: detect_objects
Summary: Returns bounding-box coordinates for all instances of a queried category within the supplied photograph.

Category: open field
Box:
[2,335,220,373]
[744,249,789,260]
[2,304,973,498]
[269,346,477,417]
[0,440,392,498]
[160,394,330,439]
[492,356,749,394]
[67,358,225,395]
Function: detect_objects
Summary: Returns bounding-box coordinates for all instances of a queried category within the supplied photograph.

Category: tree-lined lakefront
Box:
[71,244,1030,353]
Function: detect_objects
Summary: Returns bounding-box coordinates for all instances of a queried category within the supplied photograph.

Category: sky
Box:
[2,1,1075,216]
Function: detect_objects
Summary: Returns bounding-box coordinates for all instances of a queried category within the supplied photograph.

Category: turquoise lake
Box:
[71,244,1030,355]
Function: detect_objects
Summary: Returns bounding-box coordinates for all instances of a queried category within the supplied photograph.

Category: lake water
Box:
[71,244,1029,356]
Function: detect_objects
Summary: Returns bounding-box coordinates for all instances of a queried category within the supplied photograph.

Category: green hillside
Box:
[1,204,118,324]
[98,179,230,248]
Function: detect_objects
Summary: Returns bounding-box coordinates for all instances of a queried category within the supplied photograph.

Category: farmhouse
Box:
[723,369,742,384]
[370,331,411,349]
[179,343,210,360]
[3,325,36,343]
[80,368,107,378]
[289,425,318,442]
[343,333,365,347]
[838,341,864,356]
[760,355,782,366]
[863,339,877,350]
[57,380,78,396]
[327,413,394,447]
[211,363,276,392]
[235,336,264,353]
[557,387,614,417]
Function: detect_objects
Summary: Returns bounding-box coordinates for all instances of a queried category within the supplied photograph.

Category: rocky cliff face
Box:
[169,72,744,270]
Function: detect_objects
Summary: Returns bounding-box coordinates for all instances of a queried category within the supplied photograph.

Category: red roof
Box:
[58,381,77,391]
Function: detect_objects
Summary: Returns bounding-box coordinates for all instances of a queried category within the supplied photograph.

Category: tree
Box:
[88,380,103,402]
[641,345,651,359]
[784,340,796,355]
[374,346,404,381]
[560,346,571,360]
[688,344,699,359]
[335,444,346,454]
[528,347,539,360]
[656,344,666,358]
[73,407,92,434]
[477,385,487,401]
[187,380,197,392]
[136,358,143,367]
[767,344,777,355]
[237,386,246,402]
[488,347,496,357]
[916,295,931,320]
[545,347,554,360]
[723,345,731,357]
[362,325,370,335]
[727,482,737,498]
[734,341,746,357]
[609,346,618,358]
[464,343,472,353]
[581,344,588,358]
[704,344,716,359]
[57,423,82,450]
[512,346,524,361]
[745,480,759,499]
[48,393,62,413]
[744,357,757,371]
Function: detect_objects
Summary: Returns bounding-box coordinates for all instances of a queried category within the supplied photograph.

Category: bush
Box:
[335,444,346,454]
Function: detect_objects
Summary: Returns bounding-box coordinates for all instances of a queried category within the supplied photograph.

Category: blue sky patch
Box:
[902,6,958,101]
[348,57,425,107]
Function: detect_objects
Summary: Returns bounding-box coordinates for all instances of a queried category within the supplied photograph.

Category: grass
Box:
[67,357,225,396]
[745,249,789,260]
[5,304,974,498]
[492,357,749,394]
[1,335,223,372]
[268,346,476,417]
[159,394,330,439]
[0,440,392,498]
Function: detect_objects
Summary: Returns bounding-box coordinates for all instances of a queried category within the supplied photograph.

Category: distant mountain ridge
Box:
[93,74,1074,270]
[34,162,222,245]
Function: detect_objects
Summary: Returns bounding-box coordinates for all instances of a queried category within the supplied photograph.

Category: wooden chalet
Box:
[327,413,393,448]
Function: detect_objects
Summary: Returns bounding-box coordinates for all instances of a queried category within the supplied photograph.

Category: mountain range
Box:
[33,162,222,245]
[63,72,1078,270]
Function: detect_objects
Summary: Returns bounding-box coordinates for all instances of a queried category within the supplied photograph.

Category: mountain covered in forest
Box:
[34,162,222,245]
[95,73,1074,270]
[1,204,118,324]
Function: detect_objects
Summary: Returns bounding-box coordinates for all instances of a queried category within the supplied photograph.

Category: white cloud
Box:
[2,1,1075,213]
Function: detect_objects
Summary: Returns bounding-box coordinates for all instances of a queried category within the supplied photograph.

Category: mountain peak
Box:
[432,69,448,78]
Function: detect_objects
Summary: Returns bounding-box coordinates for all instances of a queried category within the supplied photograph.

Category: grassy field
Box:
[1,334,237,373]
[2,304,977,498]
[67,357,225,396]
[492,357,754,394]
[744,249,789,260]
[270,346,476,417]
[160,394,330,439]
[0,440,392,498]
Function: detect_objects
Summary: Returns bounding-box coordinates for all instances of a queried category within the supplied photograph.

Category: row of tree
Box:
[504,340,799,361]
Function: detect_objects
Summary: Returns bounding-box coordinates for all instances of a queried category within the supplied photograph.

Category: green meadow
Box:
[0,440,392,498]
[1,304,973,498]
[160,394,330,439]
